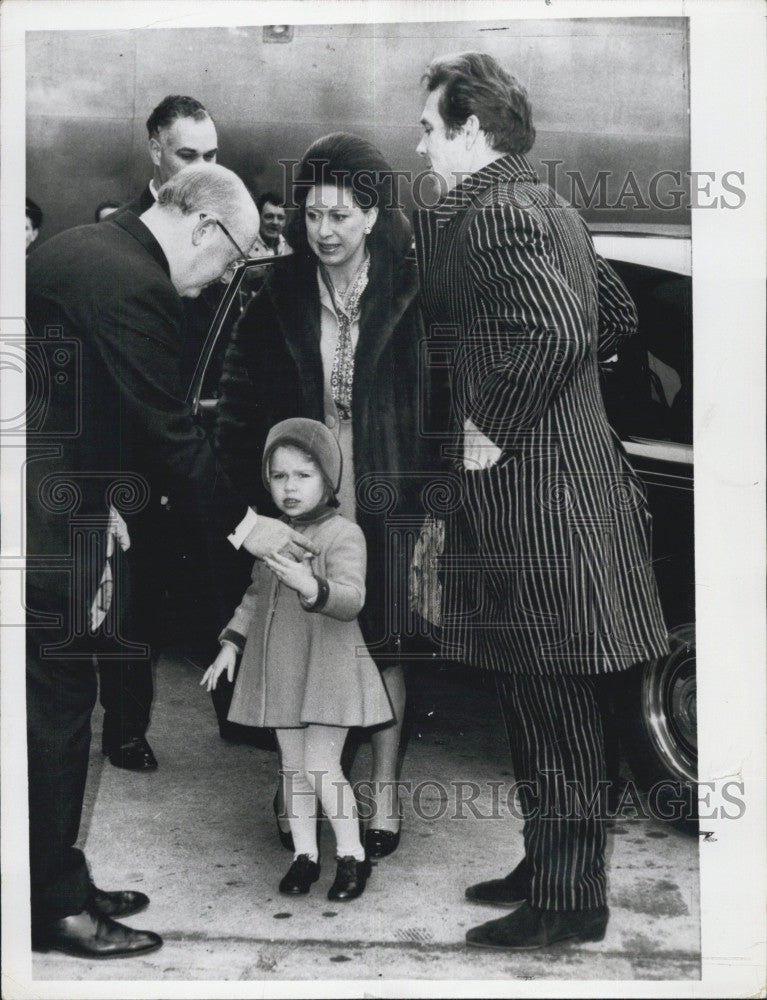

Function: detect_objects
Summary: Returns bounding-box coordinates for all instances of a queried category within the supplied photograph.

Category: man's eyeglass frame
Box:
[212,217,249,267]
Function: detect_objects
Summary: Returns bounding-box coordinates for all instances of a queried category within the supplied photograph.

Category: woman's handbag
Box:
[408,515,444,627]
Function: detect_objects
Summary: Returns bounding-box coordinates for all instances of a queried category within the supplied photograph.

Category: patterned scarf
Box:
[321,254,370,421]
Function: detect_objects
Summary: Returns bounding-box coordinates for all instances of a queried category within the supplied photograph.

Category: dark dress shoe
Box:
[220,723,277,750]
[465,858,531,907]
[107,736,158,771]
[279,854,321,895]
[327,856,371,902]
[466,901,609,951]
[364,828,400,859]
[35,909,163,959]
[90,887,149,919]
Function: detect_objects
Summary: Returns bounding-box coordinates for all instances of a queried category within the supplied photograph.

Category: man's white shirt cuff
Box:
[228,507,258,549]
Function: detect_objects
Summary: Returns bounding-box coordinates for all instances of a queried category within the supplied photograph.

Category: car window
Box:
[191,260,276,410]
[600,260,692,446]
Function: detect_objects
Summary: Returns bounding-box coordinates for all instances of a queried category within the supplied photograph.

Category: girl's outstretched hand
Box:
[263,551,319,603]
[200,644,238,692]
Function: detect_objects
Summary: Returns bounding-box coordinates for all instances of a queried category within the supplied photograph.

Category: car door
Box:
[595,237,696,824]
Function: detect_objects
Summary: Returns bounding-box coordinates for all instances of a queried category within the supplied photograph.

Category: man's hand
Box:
[241,514,320,561]
[463,417,502,470]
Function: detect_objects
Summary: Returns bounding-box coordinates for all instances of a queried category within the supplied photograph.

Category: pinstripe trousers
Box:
[495,672,607,911]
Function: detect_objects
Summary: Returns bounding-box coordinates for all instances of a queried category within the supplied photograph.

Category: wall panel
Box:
[26,18,689,241]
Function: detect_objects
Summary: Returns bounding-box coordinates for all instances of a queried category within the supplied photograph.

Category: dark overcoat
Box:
[413,154,669,676]
[26,212,245,610]
[214,244,435,661]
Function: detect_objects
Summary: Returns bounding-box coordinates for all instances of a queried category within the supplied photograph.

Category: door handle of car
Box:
[623,437,693,466]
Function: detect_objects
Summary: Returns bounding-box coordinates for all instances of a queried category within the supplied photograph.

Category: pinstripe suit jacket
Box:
[414,154,669,676]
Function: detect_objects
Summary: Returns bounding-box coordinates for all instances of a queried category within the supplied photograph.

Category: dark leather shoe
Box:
[219,723,277,750]
[279,854,320,895]
[90,887,149,919]
[465,858,531,907]
[466,901,608,950]
[107,736,158,771]
[327,856,371,902]
[35,909,162,959]
[364,828,400,859]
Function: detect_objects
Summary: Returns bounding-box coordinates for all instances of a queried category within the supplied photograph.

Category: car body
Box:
[591,224,695,820]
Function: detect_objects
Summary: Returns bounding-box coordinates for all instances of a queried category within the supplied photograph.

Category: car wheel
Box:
[619,624,698,830]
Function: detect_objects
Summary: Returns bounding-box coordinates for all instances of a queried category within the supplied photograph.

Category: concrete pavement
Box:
[31,654,700,985]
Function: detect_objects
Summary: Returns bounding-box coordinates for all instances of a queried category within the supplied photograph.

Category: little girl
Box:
[202,417,392,901]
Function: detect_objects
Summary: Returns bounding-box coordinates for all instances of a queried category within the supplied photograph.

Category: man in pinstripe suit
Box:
[413,52,669,950]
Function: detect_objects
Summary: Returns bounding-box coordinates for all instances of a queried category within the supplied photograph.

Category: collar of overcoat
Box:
[434,153,538,212]
[112,209,171,277]
[262,249,419,411]
[413,153,539,274]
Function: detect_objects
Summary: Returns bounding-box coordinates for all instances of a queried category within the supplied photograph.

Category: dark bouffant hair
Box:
[288,132,412,266]
[422,51,535,155]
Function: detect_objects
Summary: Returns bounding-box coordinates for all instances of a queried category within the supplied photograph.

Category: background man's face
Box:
[150,115,218,185]
[259,201,286,243]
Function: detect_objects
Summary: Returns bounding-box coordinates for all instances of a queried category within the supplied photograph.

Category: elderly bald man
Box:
[25,164,313,959]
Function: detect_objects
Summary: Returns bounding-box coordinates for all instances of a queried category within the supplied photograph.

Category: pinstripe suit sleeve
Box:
[595,255,639,361]
[465,204,590,448]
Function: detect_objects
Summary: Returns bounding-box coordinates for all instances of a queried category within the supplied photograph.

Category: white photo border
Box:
[2,1,764,997]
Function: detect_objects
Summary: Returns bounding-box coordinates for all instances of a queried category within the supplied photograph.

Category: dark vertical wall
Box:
[27,17,689,242]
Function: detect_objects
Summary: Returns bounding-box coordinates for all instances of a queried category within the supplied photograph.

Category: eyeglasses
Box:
[200,212,249,274]
[214,218,249,266]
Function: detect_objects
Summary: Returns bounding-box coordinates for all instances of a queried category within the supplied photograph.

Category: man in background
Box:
[251,191,292,257]
[124,94,218,215]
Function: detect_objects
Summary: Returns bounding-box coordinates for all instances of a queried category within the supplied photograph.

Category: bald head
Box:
[156,163,259,246]
[140,164,260,298]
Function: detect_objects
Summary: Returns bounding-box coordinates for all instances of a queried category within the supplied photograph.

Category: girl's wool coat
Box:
[223,510,393,729]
